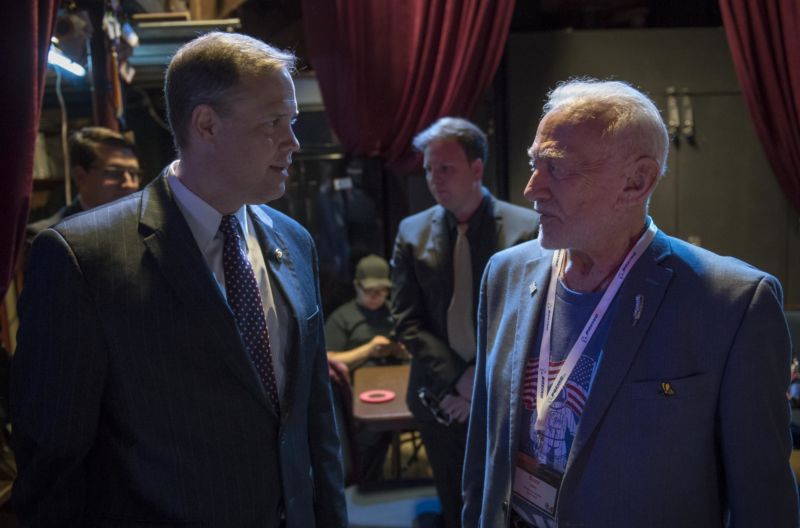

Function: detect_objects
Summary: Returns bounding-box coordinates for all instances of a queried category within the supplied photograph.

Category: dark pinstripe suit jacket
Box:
[11,174,347,527]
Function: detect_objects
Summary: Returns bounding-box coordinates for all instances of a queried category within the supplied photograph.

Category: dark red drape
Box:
[720,0,800,215]
[302,0,516,170]
[0,1,59,296]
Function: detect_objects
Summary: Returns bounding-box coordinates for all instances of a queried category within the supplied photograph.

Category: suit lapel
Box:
[249,206,302,419]
[430,206,449,264]
[509,252,553,470]
[489,195,505,247]
[139,175,274,416]
[565,232,673,472]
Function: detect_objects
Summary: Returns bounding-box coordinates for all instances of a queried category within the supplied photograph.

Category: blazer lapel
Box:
[139,175,274,415]
[508,251,553,470]
[249,206,303,419]
[489,194,505,245]
[430,206,449,265]
[565,231,673,472]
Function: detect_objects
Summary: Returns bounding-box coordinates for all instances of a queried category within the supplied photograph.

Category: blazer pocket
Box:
[625,373,709,401]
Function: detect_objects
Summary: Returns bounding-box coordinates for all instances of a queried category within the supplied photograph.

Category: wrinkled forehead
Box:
[529,111,615,166]
[528,112,620,170]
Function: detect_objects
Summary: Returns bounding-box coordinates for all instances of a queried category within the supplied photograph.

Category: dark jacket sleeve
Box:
[305,236,348,527]
[390,221,467,397]
[717,275,799,526]
[11,229,108,526]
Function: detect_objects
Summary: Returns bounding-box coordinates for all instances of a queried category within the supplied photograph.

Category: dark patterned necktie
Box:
[220,214,281,414]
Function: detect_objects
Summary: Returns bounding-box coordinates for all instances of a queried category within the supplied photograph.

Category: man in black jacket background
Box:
[391,117,539,527]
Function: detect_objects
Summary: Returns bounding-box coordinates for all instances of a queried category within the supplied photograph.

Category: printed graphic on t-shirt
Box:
[521,353,599,472]
[511,352,601,528]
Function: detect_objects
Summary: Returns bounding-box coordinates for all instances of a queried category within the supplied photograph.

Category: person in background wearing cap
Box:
[326,254,407,482]
[326,254,405,370]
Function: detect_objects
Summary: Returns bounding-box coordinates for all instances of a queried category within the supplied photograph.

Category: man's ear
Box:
[189,104,220,146]
[470,157,484,182]
[619,156,660,207]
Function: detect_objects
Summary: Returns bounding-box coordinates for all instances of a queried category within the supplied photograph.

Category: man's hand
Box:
[455,365,476,401]
[368,335,392,358]
[440,394,471,423]
[327,358,350,386]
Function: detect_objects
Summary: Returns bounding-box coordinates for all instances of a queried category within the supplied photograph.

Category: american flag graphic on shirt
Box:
[522,354,597,417]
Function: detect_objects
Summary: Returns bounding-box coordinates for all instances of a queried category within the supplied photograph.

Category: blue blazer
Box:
[463,230,798,527]
[12,173,347,527]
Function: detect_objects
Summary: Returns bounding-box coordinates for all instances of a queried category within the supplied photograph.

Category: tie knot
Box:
[457,223,469,236]
[220,214,240,240]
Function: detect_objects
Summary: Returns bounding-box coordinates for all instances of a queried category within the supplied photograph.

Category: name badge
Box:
[512,453,563,518]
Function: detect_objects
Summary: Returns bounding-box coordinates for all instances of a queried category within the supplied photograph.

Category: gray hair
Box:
[412,117,489,164]
[543,78,669,176]
[164,32,296,153]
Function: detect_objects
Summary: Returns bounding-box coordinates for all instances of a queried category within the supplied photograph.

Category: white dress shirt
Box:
[167,161,287,399]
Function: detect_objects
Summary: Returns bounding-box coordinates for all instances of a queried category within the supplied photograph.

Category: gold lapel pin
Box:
[274,248,284,262]
[660,381,674,396]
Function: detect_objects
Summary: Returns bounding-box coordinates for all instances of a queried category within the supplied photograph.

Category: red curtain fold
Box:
[303,0,516,170]
[0,1,59,296]
[720,0,800,215]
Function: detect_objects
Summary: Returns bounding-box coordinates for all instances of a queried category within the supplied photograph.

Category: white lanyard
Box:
[534,222,657,433]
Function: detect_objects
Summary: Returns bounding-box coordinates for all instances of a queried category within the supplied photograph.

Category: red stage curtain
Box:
[720,0,800,215]
[0,1,59,296]
[302,0,516,170]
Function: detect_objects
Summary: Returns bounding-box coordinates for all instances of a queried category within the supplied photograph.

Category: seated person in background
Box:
[326,254,407,482]
[27,126,141,239]
[326,254,407,370]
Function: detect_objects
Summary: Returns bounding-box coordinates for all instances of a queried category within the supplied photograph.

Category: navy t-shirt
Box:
[511,280,618,527]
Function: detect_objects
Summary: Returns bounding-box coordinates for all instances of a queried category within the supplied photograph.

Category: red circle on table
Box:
[359,389,396,403]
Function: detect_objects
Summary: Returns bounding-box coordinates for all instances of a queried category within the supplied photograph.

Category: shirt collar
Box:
[167,160,250,253]
[444,186,491,232]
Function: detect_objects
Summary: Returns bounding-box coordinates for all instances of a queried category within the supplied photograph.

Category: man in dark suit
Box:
[391,117,539,528]
[462,79,798,527]
[26,126,140,239]
[11,32,347,527]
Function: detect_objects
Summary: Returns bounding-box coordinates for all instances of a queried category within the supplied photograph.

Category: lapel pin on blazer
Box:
[660,381,674,396]
[273,248,284,262]
[632,294,644,326]
[529,281,537,295]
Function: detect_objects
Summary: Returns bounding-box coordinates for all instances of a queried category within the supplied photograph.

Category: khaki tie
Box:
[447,223,476,362]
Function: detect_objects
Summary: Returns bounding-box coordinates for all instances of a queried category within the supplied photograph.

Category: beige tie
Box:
[447,223,476,362]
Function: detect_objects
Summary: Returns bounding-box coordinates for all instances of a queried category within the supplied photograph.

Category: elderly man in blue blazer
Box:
[462,79,798,527]
[12,33,346,527]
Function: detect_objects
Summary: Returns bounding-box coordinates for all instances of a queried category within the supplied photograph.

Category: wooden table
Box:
[352,364,416,478]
